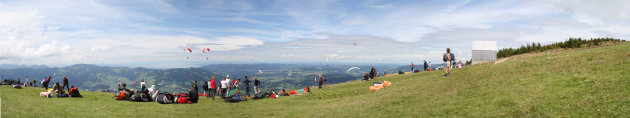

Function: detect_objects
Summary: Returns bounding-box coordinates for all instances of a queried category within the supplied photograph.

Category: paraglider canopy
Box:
[185,48,192,59]
[347,67,360,72]
[202,48,211,59]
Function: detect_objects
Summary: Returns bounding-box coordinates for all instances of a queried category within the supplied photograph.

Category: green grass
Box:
[3,42,630,117]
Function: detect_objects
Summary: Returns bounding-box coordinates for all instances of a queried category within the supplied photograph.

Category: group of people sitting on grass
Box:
[113,74,310,104]
[38,76,82,98]
[362,67,378,81]
[115,79,163,102]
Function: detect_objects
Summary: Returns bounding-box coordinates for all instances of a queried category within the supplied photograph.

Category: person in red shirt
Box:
[209,76,216,100]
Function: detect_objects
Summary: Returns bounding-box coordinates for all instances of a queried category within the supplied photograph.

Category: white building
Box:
[472,41,497,65]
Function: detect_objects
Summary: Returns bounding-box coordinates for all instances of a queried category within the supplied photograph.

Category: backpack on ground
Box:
[156,92,174,104]
[176,96,190,104]
[252,93,264,100]
[131,92,151,102]
[225,94,240,103]
[115,91,128,100]
[175,93,191,104]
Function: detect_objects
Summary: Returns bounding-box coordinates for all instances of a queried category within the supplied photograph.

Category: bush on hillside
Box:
[497,38,624,58]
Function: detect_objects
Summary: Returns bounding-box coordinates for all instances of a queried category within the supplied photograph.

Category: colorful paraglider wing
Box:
[258,70,263,74]
[186,48,192,53]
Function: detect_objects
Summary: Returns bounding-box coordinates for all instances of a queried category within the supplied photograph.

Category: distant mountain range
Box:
[0,64,402,93]
[0,64,49,69]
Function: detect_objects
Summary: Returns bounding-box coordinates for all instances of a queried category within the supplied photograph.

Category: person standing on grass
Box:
[209,76,216,99]
[193,80,198,91]
[63,76,69,91]
[43,76,51,91]
[411,62,415,73]
[424,60,428,71]
[221,77,229,99]
[444,48,454,77]
[254,77,260,94]
[117,79,121,90]
[140,79,146,91]
[369,67,376,80]
[318,74,326,89]
[243,76,251,97]
[202,79,208,97]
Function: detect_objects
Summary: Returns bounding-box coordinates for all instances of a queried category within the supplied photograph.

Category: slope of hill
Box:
[2,42,629,117]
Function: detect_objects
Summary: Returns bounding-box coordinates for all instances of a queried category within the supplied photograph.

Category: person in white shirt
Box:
[224,75,231,98]
[148,85,159,100]
[140,79,146,91]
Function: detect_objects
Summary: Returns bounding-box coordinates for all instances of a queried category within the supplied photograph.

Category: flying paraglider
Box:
[347,67,360,72]
[353,42,357,47]
[185,48,192,59]
[202,48,211,59]
[258,70,263,74]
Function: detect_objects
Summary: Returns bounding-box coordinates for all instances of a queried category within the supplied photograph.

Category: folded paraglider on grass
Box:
[369,81,391,91]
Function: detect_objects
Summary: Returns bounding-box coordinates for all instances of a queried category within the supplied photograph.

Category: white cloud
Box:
[209,36,263,51]
[342,18,368,25]
[91,45,112,52]
[326,54,344,59]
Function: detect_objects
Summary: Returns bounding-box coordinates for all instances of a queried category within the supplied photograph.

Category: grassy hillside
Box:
[2,42,629,117]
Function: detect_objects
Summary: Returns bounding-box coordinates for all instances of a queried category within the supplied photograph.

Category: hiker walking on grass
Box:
[209,76,216,99]
[243,76,251,96]
[254,77,260,94]
[444,48,455,77]
[63,76,69,91]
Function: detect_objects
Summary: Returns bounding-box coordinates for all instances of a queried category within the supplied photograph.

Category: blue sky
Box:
[1,0,629,68]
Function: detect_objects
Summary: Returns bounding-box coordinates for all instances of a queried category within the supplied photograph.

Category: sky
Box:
[1,0,629,68]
